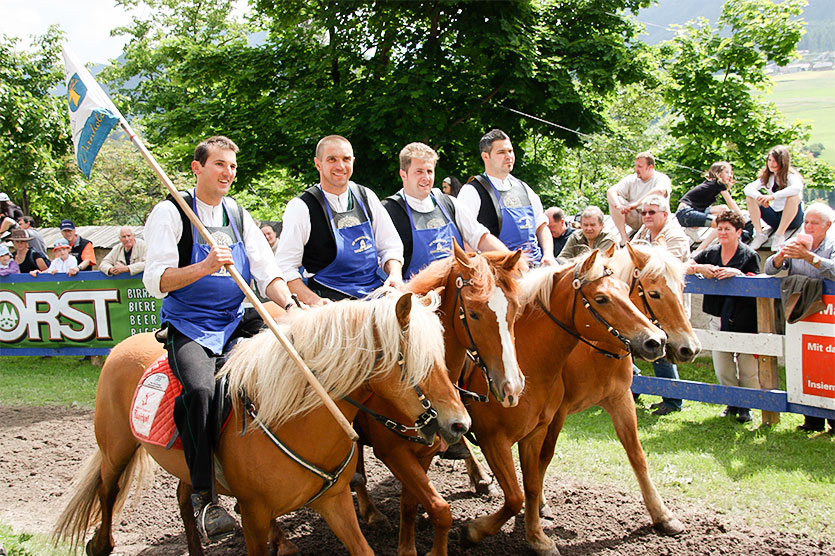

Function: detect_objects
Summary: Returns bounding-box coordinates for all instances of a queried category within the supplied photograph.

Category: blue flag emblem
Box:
[76,109,119,178]
[67,73,86,113]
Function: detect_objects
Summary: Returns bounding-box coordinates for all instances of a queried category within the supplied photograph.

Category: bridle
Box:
[628,268,662,329]
[535,263,633,360]
[452,273,499,404]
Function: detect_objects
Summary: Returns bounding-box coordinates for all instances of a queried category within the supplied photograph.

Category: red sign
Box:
[802,334,835,399]
[802,294,835,324]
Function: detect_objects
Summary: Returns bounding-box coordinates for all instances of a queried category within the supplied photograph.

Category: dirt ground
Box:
[1,405,832,556]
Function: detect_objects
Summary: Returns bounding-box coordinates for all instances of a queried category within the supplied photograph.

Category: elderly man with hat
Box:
[9,229,48,274]
[60,219,96,271]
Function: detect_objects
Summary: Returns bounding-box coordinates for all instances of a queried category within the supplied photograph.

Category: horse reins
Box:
[628,268,662,329]
[535,264,633,360]
[452,274,495,404]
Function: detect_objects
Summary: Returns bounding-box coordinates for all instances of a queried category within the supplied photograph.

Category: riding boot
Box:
[192,491,237,543]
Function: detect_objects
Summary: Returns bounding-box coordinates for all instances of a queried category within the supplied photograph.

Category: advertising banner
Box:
[786,290,835,411]
[0,272,160,356]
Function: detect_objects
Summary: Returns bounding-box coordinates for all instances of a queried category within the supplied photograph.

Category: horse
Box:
[351,241,525,556]
[457,248,670,556]
[531,242,700,549]
[53,292,470,556]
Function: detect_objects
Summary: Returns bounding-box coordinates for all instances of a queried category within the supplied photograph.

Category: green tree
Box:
[105,0,656,200]
[0,26,87,225]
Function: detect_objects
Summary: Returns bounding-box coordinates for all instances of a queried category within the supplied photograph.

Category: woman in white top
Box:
[744,145,804,251]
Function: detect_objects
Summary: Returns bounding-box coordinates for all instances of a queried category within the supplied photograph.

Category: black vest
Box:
[383,191,459,272]
[166,191,244,268]
[70,236,92,262]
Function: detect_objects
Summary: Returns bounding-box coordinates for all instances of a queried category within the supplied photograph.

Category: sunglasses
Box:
[640,210,658,216]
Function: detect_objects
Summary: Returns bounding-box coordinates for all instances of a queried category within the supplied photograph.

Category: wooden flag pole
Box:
[120,121,358,442]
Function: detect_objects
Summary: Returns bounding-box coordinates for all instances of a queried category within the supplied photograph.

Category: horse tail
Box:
[53,446,156,552]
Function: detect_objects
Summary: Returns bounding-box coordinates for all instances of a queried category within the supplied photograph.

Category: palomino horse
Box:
[352,241,525,556]
[532,243,700,549]
[53,293,470,556]
[458,249,669,556]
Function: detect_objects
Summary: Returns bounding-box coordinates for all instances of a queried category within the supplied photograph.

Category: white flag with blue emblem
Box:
[62,47,123,178]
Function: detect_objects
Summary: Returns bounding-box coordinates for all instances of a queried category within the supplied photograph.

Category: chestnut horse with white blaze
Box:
[53,292,468,556]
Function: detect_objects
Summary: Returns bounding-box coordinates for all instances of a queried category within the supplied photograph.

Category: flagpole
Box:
[119,121,359,443]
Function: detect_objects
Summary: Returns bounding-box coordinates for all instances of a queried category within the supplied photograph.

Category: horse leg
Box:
[518,432,559,556]
[398,487,420,556]
[311,489,374,556]
[461,440,499,497]
[599,392,684,536]
[537,409,568,519]
[460,436,523,548]
[238,503,275,556]
[176,480,206,556]
[87,441,142,556]
[269,520,301,556]
[391,455,451,556]
[353,447,389,526]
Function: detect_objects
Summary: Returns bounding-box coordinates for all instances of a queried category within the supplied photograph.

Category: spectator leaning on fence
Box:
[764,202,835,434]
[0,244,19,276]
[99,227,147,276]
[31,238,79,277]
[9,229,47,274]
[744,145,804,251]
[688,210,761,424]
[60,219,96,270]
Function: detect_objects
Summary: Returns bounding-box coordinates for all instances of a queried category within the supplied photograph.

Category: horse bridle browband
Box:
[453,274,496,404]
[628,268,662,329]
[535,263,633,360]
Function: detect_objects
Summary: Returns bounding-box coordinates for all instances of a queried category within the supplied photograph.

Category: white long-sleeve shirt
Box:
[457,173,548,231]
[743,172,804,212]
[142,190,283,299]
[400,189,490,248]
[275,182,404,283]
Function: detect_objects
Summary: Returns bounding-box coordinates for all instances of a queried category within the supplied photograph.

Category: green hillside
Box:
[767,70,835,165]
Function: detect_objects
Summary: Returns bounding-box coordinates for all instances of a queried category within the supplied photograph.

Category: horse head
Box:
[614,242,701,363]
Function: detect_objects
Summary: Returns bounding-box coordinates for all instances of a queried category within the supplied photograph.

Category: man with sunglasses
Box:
[631,194,690,415]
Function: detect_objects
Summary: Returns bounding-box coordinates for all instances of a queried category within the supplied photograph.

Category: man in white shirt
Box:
[276,135,404,305]
[383,142,507,278]
[99,227,147,276]
[143,136,294,543]
[607,152,673,246]
[457,129,556,267]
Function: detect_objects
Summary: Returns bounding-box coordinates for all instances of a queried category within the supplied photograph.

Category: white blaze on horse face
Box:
[666,275,683,304]
[487,287,524,400]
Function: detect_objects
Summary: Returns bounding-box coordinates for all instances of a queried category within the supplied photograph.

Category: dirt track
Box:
[1,405,832,556]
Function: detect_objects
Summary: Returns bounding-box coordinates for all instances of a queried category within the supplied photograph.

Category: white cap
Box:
[0,193,10,202]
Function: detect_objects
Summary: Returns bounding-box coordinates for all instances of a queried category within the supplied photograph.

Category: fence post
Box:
[757,297,781,425]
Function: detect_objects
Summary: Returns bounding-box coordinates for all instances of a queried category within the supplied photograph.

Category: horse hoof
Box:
[459,525,479,549]
[654,517,685,536]
[366,511,391,528]
[277,538,301,556]
[534,546,561,556]
[473,479,500,498]
[85,539,112,556]
[540,502,554,519]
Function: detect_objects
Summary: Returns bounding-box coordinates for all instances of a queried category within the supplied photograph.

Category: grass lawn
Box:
[767,70,835,166]
[0,356,100,407]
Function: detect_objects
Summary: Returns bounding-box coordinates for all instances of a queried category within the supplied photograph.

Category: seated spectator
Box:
[677,162,744,253]
[0,192,23,235]
[630,195,691,416]
[607,152,672,246]
[9,229,47,274]
[32,239,79,277]
[441,176,462,197]
[545,206,575,257]
[59,219,96,270]
[16,216,47,256]
[688,210,761,424]
[260,222,279,255]
[764,202,834,434]
[744,145,804,251]
[99,227,147,276]
[557,205,617,260]
[0,244,19,276]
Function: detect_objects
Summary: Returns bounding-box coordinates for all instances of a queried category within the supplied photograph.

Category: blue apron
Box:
[484,174,542,263]
[403,191,463,278]
[160,196,252,355]
[313,185,383,298]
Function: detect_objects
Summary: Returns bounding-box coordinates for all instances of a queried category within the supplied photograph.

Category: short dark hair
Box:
[194,136,239,166]
[20,215,36,226]
[315,135,351,159]
[715,209,745,230]
[479,129,510,153]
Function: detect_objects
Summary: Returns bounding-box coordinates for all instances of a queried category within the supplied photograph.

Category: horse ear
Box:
[626,242,649,270]
[395,293,413,328]
[432,286,445,298]
[453,237,473,270]
[579,249,599,276]
[502,249,523,271]
[603,242,617,258]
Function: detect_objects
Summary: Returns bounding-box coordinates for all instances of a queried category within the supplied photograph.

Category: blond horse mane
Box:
[519,251,609,311]
[218,293,445,429]
[608,243,686,300]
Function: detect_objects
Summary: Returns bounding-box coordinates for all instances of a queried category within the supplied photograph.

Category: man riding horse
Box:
[142,136,296,543]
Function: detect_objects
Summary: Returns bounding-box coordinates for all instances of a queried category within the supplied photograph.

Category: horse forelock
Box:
[519,265,562,310]
[407,257,455,294]
[218,295,445,429]
[609,244,685,297]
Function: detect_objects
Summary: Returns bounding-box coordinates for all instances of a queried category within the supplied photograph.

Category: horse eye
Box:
[468,311,480,320]
[594,295,609,304]
[648,291,661,299]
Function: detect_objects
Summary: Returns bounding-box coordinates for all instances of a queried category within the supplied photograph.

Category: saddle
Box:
[130,355,234,450]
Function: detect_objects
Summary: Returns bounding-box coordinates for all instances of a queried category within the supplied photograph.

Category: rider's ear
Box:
[395,293,413,328]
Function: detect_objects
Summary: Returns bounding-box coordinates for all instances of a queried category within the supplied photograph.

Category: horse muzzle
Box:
[631,330,667,362]
[666,334,702,363]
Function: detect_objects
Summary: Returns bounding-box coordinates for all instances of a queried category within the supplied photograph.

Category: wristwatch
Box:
[811,254,821,267]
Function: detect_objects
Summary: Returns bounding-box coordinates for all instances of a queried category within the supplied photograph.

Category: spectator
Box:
[631,195,690,416]
[59,219,96,270]
[0,244,19,276]
[260,222,279,255]
[99,227,147,276]
[765,202,835,433]
[441,176,462,197]
[0,193,23,235]
[9,229,47,274]
[32,238,79,277]
[458,129,557,266]
[557,206,617,260]
[689,210,761,424]
[16,216,47,256]
[607,152,672,246]
[544,207,575,257]
[744,145,804,251]
[677,162,745,253]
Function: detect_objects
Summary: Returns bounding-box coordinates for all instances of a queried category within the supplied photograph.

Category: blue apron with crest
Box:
[314,185,383,298]
[484,174,542,263]
[160,196,252,355]
[403,191,463,278]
